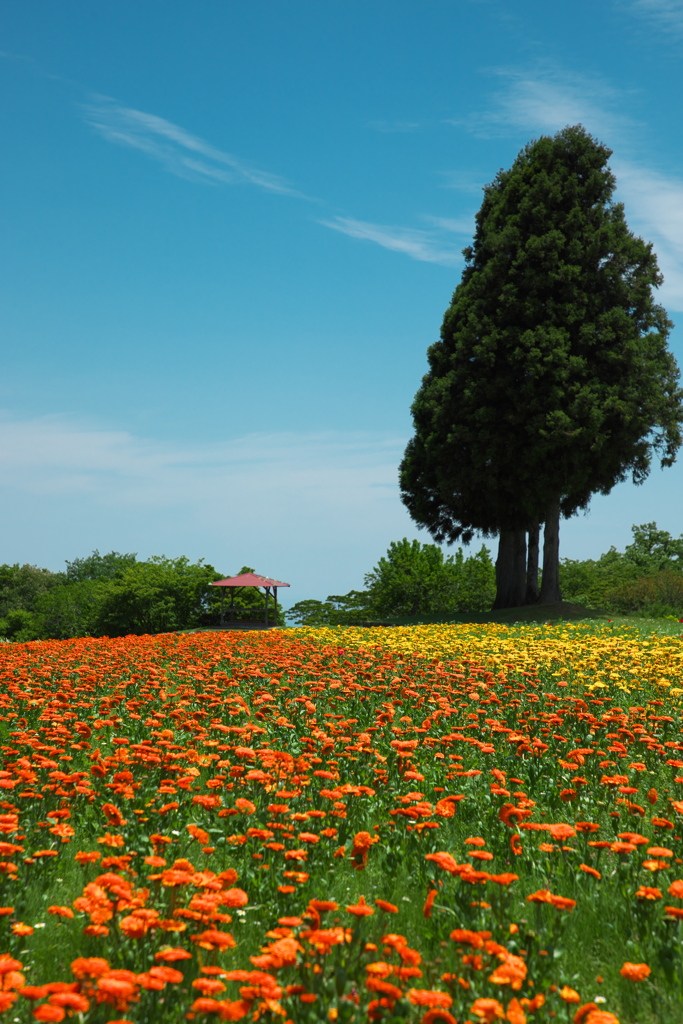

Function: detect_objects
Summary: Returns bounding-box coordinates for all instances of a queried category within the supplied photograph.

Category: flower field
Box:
[0,623,682,1024]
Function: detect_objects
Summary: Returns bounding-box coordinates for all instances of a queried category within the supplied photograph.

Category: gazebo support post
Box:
[274,586,278,626]
[264,587,269,628]
[220,588,225,627]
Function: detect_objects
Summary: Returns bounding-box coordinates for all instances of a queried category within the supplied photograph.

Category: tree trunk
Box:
[526,524,540,604]
[539,500,562,604]
[492,529,527,609]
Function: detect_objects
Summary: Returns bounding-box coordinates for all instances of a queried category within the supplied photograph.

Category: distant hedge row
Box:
[0,552,282,641]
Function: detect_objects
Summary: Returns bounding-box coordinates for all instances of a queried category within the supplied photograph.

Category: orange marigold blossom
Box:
[347,895,374,917]
[420,1011,457,1024]
[505,997,526,1024]
[426,852,461,874]
[450,929,484,948]
[423,889,437,918]
[620,962,651,982]
[33,1007,64,1022]
[153,948,192,962]
[470,996,505,1021]
[526,889,576,911]
[635,886,662,900]
[47,905,74,919]
[11,923,33,936]
[407,989,453,1007]
[48,993,90,1011]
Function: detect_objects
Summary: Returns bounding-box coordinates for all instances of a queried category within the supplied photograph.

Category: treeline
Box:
[3,523,683,640]
[0,552,282,641]
[286,523,683,625]
[286,539,496,624]
[559,522,683,617]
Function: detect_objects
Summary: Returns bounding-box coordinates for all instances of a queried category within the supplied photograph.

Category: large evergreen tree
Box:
[400,125,683,608]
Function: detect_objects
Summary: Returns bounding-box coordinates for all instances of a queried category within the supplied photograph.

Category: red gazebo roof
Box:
[210,573,290,588]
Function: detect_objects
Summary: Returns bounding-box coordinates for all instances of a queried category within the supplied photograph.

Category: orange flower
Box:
[423,889,437,918]
[547,823,576,840]
[192,978,226,996]
[346,896,374,917]
[470,996,505,1021]
[488,954,527,990]
[619,961,651,982]
[506,997,526,1024]
[450,929,484,948]
[153,948,192,962]
[47,906,74,919]
[101,804,127,828]
[48,993,90,1012]
[220,888,249,908]
[573,1004,600,1023]
[426,852,461,874]
[635,886,662,900]
[350,831,378,870]
[187,825,210,845]
[11,923,33,936]
[71,957,110,979]
[407,989,453,1007]
[559,986,581,1003]
[375,899,398,913]
[579,865,601,880]
[489,873,518,886]
[96,972,139,1009]
[33,1006,64,1021]
[0,956,22,976]
[190,929,236,951]
[526,889,575,911]
[421,1011,457,1024]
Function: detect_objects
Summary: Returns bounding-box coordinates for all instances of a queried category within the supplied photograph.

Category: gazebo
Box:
[210,572,290,629]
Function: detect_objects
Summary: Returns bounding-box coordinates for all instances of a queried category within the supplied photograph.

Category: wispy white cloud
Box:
[451,65,636,143]
[83,97,307,197]
[318,216,461,266]
[0,415,420,598]
[630,0,683,36]
[611,160,683,311]
[425,215,475,234]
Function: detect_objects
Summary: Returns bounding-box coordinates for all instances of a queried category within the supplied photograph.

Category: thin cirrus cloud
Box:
[630,0,683,36]
[83,97,459,266]
[82,97,308,198]
[318,216,465,266]
[451,65,636,143]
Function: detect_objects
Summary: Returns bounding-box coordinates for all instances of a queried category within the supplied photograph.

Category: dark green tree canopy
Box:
[401,125,683,544]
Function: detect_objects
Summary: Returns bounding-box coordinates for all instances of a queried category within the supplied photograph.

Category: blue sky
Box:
[3,0,683,602]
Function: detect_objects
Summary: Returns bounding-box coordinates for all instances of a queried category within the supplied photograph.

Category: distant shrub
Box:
[602,570,683,618]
